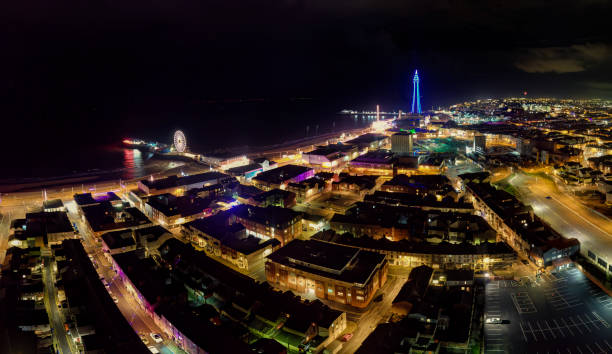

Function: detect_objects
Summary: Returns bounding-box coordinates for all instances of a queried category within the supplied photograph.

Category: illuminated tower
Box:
[411,70,421,114]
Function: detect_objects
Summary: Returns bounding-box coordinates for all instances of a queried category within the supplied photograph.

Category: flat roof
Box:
[345,133,387,146]
[133,225,172,242]
[101,230,135,249]
[81,203,151,232]
[226,163,263,175]
[25,211,73,235]
[232,204,301,228]
[252,165,313,185]
[313,229,515,256]
[43,198,64,209]
[267,239,386,285]
[146,193,213,217]
[140,172,229,191]
[350,150,395,164]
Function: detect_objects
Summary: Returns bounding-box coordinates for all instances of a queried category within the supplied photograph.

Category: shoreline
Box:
[0,125,373,194]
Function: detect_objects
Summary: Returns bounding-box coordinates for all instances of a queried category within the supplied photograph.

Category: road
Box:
[65,200,185,354]
[508,172,612,262]
[43,257,74,354]
[338,275,406,354]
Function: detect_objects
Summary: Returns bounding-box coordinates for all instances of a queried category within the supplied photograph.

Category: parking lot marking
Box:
[526,321,538,341]
[576,315,591,332]
[568,317,584,335]
[536,321,548,340]
[575,346,583,354]
[584,344,594,354]
[519,322,529,342]
[543,320,556,339]
[594,342,605,353]
[552,319,566,337]
[560,318,575,336]
[604,339,612,350]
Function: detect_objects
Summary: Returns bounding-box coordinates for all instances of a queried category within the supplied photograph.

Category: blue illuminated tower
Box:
[411,70,421,114]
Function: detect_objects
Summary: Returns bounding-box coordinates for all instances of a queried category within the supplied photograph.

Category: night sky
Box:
[1,1,611,159]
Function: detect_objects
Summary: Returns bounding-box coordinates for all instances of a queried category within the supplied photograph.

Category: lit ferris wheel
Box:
[173,130,187,153]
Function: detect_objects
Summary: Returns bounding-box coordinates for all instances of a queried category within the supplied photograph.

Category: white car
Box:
[148,346,160,353]
[150,333,163,343]
[139,334,149,345]
[112,296,119,303]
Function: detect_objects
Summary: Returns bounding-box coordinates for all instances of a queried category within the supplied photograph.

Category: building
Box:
[461,178,580,265]
[331,174,380,197]
[473,134,486,154]
[302,144,358,169]
[111,238,345,353]
[251,165,314,191]
[80,201,153,237]
[182,212,280,275]
[349,150,396,175]
[249,188,297,208]
[199,153,250,170]
[231,204,302,246]
[42,199,65,212]
[265,239,388,308]
[286,177,326,203]
[312,230,516,270]
[391,131,414,155]
[330,202,424,241]
[137,171,231,196]
[144,193,214,228]
[381,174,455,199]
[226,163,264,181]
[23,211,75,247]
[344,133,389,152]
[73,192,122,213]
[57,240,150,353]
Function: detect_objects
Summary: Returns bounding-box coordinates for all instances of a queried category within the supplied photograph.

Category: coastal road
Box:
[508,172,612,261]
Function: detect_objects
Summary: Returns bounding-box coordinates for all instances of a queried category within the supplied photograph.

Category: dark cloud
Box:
[515,44,611,73]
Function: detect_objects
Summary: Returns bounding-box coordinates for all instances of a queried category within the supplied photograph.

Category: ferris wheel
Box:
[174,130,187,153]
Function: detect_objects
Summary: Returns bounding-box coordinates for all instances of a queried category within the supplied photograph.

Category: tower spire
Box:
[411,70,421,114]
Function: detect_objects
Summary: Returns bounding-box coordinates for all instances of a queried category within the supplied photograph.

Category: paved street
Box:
[485,266,612,353]
[65,201,185,354]
[43,257,74,354]
[508,172,612,262]
[337,275,406,354]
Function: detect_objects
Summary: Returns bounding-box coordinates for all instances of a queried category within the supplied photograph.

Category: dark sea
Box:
[3,100,379,181]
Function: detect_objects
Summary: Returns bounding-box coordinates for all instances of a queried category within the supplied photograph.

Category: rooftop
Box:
[312,229,515,256]
[345,133,388,146]
[252,165,313,185]
[140,172,229,191]
[232,204,301,228]
[266,239,386,285]
[101,229,135,249]
[81,202,151,232]
[25,211,73,236]
[146,193,213,217]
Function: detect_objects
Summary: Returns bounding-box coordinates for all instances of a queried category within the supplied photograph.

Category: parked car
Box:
[150,333,163,343]
[139,334,149,345]
[148,346,160,353]
[341,333,353,342]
